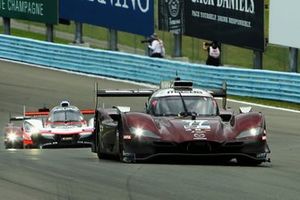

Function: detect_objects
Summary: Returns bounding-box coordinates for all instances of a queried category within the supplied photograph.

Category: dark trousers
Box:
[150,53,163,58]
[206,57,220,66]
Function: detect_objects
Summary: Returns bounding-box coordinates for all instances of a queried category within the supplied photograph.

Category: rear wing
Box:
[8,106,49,122]
[80,109,95,115]
[25,110,95,116]
[97,89,155,97]
[207,82,227,109]
[25,111,49,117]
[95,88,154,111]
[9,116,31,122]
[94,81,227,110]
[24,106,50,117]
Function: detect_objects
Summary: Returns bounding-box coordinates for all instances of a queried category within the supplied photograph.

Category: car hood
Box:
[42,123,93,135]
[153,117,226,143]
[125,113,227,143]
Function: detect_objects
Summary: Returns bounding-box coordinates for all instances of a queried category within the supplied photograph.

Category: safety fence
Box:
[0,34,300,103]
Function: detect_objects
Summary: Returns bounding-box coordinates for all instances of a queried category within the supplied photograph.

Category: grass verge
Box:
[229,96,300,111]
[0,26,72,44]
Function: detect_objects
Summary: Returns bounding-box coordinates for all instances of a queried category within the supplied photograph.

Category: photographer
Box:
[203,41,221,66]
[141,33,165,58]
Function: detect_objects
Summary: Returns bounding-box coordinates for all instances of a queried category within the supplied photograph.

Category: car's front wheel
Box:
[96,132,110,160]
[118,130,135,163]
[237,157,263,166]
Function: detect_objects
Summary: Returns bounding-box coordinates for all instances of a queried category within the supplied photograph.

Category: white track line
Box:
[2,58,300,113]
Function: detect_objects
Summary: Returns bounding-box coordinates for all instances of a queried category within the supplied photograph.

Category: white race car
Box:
[23,101,95,148]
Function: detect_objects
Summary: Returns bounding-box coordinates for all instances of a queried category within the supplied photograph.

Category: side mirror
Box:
[239,106,253,114]
[219,109,234,122]
[145,102,149,113]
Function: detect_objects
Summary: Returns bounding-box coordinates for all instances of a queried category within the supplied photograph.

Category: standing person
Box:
[203,41,221,66]
[148,33,165,58]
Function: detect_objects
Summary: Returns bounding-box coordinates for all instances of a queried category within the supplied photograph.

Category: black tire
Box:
[96,133,103,159]
[214,157,232,165]
[16,143,24,149]
[119,144,134,163]
[237,157,263,166]
[118,129,124,162]
[5,143,12,149]
[96,131,109,160]
[118,129,135,163]
[25,144,34,149]
[118,144,125,162]
[91,115,99,153]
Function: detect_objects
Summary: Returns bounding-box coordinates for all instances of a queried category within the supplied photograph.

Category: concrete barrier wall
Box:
[1,34,300,103]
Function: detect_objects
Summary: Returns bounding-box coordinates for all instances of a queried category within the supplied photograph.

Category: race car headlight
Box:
[130,127,160,139]
[7,132,17,141]
[236,127,263,139]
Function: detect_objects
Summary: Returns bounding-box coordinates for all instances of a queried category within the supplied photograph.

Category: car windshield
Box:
[149,96,217,116]
[50,110,82,122]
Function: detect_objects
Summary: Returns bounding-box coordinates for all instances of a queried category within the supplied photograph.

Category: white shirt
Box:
[148,39,165,56]
[209,46,220,58]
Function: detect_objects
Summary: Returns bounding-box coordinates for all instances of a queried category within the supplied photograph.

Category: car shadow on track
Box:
[98,155,271,167]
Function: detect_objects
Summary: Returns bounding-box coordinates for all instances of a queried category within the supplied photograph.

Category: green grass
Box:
[229,96,300,111]
[0,26,72,44]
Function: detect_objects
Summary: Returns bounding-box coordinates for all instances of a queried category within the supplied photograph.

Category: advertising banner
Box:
[184,0,265,51]
[158,0,184,34]
[269,0,300,49]
[60,0,154,36]
[0,0,58,24]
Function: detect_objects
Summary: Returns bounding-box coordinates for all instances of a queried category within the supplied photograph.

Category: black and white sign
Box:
[184,0,265,51]
[158,0,184,34]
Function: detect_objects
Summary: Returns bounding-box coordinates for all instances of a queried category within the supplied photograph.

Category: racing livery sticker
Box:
[182,120,210,140]
[182,120,211,131]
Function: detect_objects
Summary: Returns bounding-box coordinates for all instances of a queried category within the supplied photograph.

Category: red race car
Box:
[3,117,26,149]
[91,78,271,165]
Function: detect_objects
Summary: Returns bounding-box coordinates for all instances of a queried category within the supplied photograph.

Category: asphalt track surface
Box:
[0,60,300,200]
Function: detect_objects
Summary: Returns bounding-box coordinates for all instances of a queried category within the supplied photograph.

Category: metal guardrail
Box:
[1,34,300,103]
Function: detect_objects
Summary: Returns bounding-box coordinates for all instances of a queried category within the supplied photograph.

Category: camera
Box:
[141,37,154,44]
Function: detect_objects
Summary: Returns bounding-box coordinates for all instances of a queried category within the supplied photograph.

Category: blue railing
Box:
[1,34,300,103]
